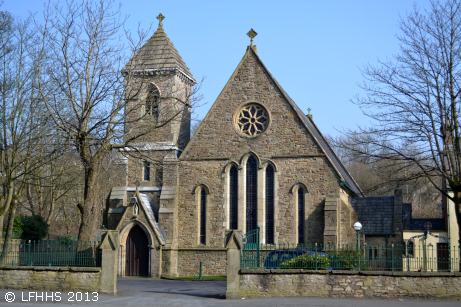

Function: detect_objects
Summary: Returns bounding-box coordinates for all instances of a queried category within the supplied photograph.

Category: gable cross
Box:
[247,28,258,46]
[157,13,165,27]
[307,108,311,115]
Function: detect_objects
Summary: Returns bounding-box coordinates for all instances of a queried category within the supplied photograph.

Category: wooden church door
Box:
[125,225,149,276]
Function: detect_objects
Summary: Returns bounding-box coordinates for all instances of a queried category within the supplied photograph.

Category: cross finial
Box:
[157,13,165,27]
[247,28,258,46]
[307,108,311,115]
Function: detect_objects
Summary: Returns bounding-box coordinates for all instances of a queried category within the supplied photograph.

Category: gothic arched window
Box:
[229,166,238,230]
[265,165,274,244]
[200,189,206,245]
[298,188,305,244]
[246,156,258,237]
[146,84,159,120]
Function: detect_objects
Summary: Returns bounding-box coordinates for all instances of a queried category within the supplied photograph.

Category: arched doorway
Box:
[125,225,149,276]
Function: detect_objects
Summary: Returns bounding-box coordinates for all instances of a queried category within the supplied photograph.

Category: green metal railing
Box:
[241,242,460,272]
[242,226,260,268]
[47,234,78,242]
[0,239,101,267]
[1,232,22,239]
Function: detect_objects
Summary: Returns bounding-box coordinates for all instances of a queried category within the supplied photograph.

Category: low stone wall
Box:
[176,249,227,277]
[0,266,101,291]
[239,269,461,300]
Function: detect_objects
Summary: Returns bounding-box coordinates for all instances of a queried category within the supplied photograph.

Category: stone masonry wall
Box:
[127,150,168,188]
[239,270,461,300]
[124,71,191,147]
[0,266,100,291]
[176,157,336,249]
[176,249,227,277]
[340,199,358,246]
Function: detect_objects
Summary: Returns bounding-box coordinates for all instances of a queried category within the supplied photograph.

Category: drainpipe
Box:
[447,200,451,243]
[423,233,427,272]
[158,245,163,278]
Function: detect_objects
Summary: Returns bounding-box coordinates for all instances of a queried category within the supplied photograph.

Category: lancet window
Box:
[200,189,206,245]
[144,161,150,181]
[298,188,305,244]
[246,156,258,237]
[265,165,274,244]
[229,166,238,230]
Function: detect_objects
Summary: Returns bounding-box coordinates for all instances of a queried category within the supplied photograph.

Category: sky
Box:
[2,0,435,138]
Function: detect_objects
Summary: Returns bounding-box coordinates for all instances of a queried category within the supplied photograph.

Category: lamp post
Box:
[353,221,362,251]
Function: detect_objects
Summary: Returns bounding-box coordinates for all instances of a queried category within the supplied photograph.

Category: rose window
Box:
[237,104,269,136]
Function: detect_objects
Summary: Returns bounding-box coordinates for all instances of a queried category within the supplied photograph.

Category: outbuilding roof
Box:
[351,197,395,235]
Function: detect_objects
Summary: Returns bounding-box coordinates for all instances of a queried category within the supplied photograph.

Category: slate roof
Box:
[289,98,363,196]
[410,218,445,231]
[123,24,195,83]
[351,197,394,235]
[139,193,166,245]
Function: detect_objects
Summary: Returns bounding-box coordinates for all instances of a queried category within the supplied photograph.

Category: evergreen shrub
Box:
[280,254,330,270]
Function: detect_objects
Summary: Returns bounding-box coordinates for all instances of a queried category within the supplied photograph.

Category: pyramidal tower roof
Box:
[123,13,195,83]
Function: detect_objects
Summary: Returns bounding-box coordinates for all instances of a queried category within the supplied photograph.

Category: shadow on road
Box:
[117,277,227,299]
[143,290,226,299]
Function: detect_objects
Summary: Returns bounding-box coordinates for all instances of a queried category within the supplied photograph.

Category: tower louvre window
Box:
[265,165,274,244]
[146,85,159,119]
[229,166,238,230]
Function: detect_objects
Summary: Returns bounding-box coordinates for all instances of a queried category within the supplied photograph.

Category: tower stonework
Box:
[122,16,195,188]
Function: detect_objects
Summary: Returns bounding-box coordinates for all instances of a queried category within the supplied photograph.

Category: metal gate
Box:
[241,226,260,268]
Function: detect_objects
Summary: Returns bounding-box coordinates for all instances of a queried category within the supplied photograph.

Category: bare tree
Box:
[33,0,201,241]
[21,148,83,225]
[342,0,461,242]
[328,134,441,215]
[190,119,202,138]
[0,11,55,245]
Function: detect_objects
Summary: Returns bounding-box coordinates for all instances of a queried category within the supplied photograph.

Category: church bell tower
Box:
[122,13,195,188]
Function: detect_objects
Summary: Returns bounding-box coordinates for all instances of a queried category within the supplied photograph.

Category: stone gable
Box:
[173,46,348,253]
[181,47,325,162]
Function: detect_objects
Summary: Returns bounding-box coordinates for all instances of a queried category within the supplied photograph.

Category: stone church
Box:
[105,14,368,278]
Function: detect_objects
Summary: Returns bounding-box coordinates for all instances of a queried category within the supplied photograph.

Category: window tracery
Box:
[236,104,269,136]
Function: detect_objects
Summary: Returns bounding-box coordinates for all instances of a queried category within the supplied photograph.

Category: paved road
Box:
[0,277,459,306]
